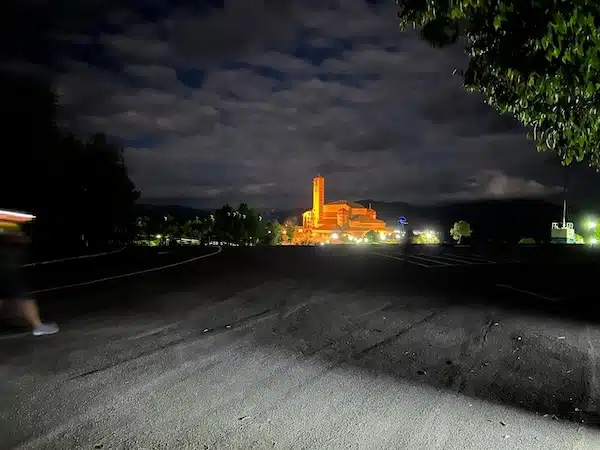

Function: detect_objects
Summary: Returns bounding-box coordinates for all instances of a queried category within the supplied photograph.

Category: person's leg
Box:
[18,298,42,328]
[0,244,58,335]
[5,262,59,335]
[12,297,59,336]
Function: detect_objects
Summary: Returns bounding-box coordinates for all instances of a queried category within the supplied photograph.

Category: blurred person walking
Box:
[401,227,415,255]
[0,211,58,336]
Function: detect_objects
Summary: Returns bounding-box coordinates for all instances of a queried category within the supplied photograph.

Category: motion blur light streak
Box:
[0,209,36,223]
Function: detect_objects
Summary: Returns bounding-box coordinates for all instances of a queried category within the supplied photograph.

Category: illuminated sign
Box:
[398,216,407,225]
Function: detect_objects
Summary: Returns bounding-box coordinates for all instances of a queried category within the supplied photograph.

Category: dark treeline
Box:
[0,72,139,258]
[135,203,283,246]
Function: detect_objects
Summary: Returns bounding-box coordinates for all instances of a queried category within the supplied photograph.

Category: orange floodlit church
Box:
[293,176,396,244]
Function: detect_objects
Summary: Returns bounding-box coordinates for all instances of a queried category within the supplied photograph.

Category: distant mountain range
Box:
[138,196,586,242]
[134,204,212,220]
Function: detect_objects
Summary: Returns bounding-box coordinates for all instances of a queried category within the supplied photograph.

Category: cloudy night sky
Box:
[6,0,599,209]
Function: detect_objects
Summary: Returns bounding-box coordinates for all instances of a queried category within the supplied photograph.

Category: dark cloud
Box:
[315,160,361,175]
[420,88,525,139]
[7,0,584,209]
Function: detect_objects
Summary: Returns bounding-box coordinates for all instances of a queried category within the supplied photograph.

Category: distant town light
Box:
[331,233,339,239]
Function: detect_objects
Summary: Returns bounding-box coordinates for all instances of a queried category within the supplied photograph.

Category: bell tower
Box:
[312,175,324,226]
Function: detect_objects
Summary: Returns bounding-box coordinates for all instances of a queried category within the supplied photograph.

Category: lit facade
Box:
[294,176,396,244]
[551,221,575,244]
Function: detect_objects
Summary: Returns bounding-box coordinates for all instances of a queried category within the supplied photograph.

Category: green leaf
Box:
[493,15,502,30]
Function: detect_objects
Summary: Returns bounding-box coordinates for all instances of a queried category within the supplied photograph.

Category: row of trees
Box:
[134,204,284,246]
[1,73,139,256]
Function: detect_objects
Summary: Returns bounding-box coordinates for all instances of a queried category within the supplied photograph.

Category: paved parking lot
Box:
[372,246,508,268]
[2,245,600,449]
[371,244,599,307]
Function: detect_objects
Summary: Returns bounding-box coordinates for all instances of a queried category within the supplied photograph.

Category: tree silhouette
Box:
[132,204,285,247]
[0,72,139,254]
[260,220,283,245]
[450,220,473,244]
[282,218,297,244]
[398,1,600,166]
[213,205,235,244]
[364,230,380,243]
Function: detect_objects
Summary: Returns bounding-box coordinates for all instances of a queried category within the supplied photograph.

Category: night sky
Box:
[6,0,599,209]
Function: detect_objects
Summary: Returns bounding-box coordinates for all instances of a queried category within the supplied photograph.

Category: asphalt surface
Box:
[1,244,600,449]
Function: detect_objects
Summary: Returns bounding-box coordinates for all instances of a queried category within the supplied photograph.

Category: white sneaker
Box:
[32,323,59,336]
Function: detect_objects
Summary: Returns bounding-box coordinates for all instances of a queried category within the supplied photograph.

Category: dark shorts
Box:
[0,246,28,299]
[0,275,26,299]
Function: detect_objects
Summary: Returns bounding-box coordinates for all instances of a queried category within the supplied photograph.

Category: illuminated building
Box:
[550,199,575,244]
[551,221,575,244]
[294,176,396,244]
